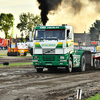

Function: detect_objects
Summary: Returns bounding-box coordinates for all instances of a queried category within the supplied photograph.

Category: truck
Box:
[31,24,100,73]
[7,36,29,56]
[7,42,29,56]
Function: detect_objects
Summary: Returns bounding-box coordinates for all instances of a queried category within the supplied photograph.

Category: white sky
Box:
[0,0,40,38]
[0,0,99,39]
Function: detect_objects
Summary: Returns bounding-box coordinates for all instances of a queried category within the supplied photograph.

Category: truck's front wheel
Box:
[68,57,73,72]
[36,68,43,73]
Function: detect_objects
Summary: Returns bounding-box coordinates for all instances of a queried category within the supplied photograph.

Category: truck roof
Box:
[35,26,66,30]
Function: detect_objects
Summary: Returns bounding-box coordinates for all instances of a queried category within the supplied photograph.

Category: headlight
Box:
[34,56,38,59]
[60,56,64,59]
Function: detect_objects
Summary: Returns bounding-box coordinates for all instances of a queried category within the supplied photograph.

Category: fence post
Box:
[77,88,82,100]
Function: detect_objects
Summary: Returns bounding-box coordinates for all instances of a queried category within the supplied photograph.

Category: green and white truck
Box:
[31,24,96,73]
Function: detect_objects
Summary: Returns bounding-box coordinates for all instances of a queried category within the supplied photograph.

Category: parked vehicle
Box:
[0,38,9,50]
[7,36,28,56]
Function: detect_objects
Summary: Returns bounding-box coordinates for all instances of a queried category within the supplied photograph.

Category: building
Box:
[74,31,91,45]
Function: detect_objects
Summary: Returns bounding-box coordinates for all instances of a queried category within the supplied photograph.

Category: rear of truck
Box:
[7,43,28,56]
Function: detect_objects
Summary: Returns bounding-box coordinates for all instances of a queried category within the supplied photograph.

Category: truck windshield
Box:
[34,29,65,40]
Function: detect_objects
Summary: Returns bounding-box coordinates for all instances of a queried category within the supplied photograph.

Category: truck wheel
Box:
[17,52,20,56]
[94,59,97,68]
[24,52,27,56]
[37,68,43,73]
[7,52,9,56]
[68,57,73,72]
[80,55,86,72]
[93,59,99,69]
[29,48,33,56]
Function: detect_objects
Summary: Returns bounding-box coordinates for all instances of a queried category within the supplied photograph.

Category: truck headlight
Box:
[34,56,38,59]
[60,56,64,59]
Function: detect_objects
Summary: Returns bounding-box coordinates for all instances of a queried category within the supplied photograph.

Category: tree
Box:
[94,20,100,30]
[0,13,14,39]
[17,12,42,35]
[89,27,97,41]
[20,32,23,42]
[89,20,100,41]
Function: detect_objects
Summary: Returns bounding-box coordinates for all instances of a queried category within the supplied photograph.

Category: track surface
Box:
[0,55,100,100]
[0,56,32,64]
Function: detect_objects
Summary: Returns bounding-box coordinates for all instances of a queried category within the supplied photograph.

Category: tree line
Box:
[89,20,100,41]
[0,12,42,41]
[0,12,100,41]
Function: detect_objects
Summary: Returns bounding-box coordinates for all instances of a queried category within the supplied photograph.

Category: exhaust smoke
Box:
[36,0,100,32]
[36,0,62,25]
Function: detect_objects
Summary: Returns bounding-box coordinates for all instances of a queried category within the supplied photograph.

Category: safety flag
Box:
[15,35,17,52]
[11,17,14,38]
[9,36,11,52]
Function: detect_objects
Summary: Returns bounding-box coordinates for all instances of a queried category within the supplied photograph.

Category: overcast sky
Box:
[1,0,100,39]
[0,0,40,38]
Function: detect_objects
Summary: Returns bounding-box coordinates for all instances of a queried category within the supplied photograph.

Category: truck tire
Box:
[79,55,86,72]
[7,52,9,56]
[17,52,20,56]
[29,48,33,56]
[24,52,27,56]
[68,57,73,72]
[37,68,43,73]
[93,59,99,69]
[94,59,97,68]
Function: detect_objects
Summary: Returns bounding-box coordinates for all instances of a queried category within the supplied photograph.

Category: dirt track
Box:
[0,56,32,64]
[0,55,100,100]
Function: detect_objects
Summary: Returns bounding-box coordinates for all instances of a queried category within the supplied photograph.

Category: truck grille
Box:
[42,49,55,54]
[43,56,55,61]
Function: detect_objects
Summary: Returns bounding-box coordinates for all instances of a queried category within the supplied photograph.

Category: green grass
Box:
[0,62,32,67]
[0,54,7,56]
[86,94,100,100]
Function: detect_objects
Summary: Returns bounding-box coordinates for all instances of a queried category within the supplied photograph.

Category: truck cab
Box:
[32,24,89,72]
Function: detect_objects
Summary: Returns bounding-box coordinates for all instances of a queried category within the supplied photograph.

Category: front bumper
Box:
[33,54,69,66]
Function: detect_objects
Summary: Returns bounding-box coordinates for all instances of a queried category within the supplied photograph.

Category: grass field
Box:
[0,50,7,56]
[86,94,100,100]
[0,54,7,56]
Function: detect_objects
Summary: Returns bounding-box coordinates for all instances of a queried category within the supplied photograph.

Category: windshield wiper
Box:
[45,37,58,40]
[35,37,44,40]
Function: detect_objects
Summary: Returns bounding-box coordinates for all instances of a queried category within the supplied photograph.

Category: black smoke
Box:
[64,0,84,14]
[37,0,100,25]
[37,0,62,25]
